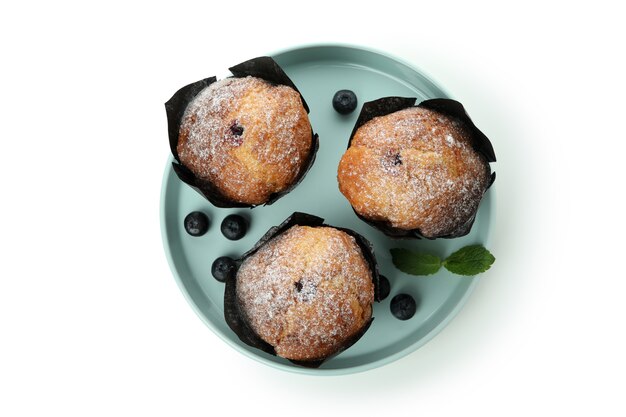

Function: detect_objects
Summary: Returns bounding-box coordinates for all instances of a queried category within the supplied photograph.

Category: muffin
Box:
[224,213,379,366]
[338,98,496,239]
[166,57,318,207]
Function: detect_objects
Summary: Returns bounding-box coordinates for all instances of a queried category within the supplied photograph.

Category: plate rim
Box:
[160,42,493,375]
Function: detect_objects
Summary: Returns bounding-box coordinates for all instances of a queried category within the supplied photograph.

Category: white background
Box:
[1,1,624,415]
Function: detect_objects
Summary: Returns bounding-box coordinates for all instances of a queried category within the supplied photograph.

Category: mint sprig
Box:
[389,249,441,276]
[443,245,496,276]
[390,244,495,276]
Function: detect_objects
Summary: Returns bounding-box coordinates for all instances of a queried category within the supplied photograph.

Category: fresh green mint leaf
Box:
[390,248,442,276]
[442,245,495,276]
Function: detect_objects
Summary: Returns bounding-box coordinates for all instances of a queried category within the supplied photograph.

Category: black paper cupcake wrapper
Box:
[165,57,319,208]
[347,97,497,239]
[224,212,381,368]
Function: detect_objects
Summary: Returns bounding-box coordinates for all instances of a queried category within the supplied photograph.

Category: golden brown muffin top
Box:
[236,225,374,361]
[177,76,312,205]
[338,107,491,237]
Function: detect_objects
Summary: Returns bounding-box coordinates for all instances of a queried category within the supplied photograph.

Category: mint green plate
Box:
[160,44,494,375]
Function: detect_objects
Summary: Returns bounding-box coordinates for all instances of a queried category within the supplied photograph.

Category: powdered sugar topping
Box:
[338,107,491,236]
[235,226,374,360]
[176,76,312,204]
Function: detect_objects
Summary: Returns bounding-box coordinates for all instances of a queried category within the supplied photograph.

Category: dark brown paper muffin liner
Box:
[165,57,319,208]
[223,212,381,368]
[346,97,497,239]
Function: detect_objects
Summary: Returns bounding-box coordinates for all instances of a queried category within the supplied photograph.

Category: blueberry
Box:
[184,211,209,236]
[211,256,236,282]
[229,120,244,136]
[220,214,248,240]
[332,90,357,114]
[390,293,417,320]
[378,275,391,301]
